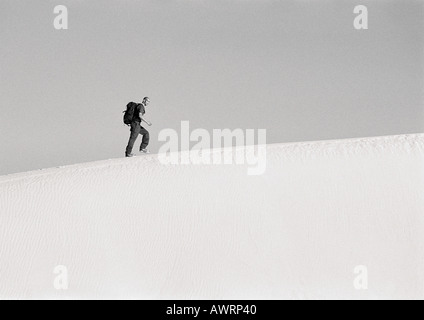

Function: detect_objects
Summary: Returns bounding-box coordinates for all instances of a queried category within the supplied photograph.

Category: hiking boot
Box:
[140,149,150,154]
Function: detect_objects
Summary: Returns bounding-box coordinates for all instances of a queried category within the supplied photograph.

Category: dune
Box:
[0,133,423,300]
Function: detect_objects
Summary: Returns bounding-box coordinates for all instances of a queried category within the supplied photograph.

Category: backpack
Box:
[123,102,137,125]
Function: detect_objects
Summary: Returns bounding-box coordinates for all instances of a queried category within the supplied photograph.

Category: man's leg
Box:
[126,123,141,156]
[139,127,150,151]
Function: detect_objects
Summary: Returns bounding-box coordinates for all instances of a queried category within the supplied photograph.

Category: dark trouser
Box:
[126,122,150,155]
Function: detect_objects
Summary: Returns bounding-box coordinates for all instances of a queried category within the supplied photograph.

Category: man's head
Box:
[142,97,150,106]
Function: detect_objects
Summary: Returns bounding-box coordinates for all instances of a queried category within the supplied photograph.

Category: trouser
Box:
[126,122,150,155]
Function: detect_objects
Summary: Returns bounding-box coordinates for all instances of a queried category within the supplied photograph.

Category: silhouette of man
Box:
[125,97,152,157]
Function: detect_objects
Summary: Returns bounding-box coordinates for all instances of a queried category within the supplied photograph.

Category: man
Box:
[125,97,152,157]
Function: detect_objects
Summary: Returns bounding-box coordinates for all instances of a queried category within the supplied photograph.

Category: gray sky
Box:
[1,0,423,175]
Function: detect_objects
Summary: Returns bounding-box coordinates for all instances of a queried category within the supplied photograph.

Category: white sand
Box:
[0,134,423,300]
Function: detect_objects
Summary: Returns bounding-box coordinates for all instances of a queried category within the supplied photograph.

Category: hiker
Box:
[125,97,152,157]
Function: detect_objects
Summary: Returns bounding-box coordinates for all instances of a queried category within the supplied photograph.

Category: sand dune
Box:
[0,134,423,300]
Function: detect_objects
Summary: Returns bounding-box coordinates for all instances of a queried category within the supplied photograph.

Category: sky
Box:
[1,0,423,175]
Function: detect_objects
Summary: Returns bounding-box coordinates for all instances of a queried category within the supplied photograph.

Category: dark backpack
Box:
[123,102,137,125]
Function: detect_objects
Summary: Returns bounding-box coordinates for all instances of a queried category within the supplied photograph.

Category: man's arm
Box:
[140,116,152,126]
[137,104,152,126]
